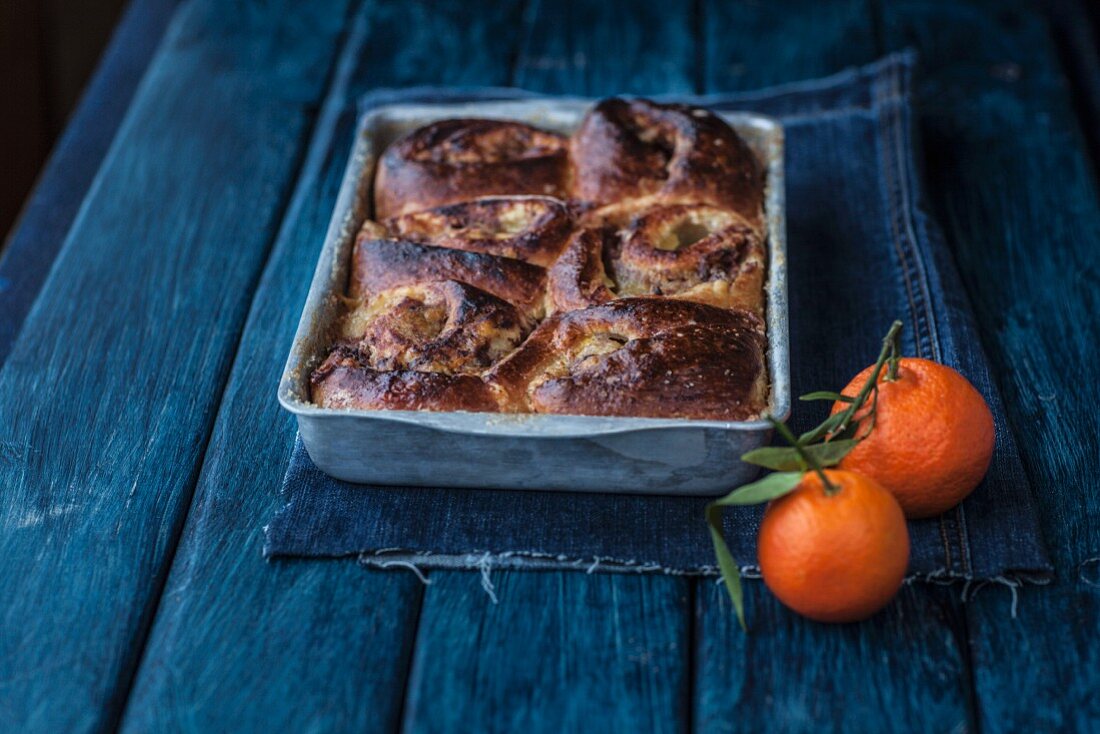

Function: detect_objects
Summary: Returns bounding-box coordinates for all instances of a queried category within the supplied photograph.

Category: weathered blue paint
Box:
[692,2,974,731]
[0,2,352,731]
[1,0,1098,731]
[121,1,539,731]
[883,0,1100,729]
[0,0,180,367]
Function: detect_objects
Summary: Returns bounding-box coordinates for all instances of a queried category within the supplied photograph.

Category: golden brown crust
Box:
[350,238,547,319]
[339,280,533,375]
[545,228,617,312]
[570,98,764,232]
[488,298,767,420]
[315,99,771,418]
[378,196,574,267]
[548,204,765,314]
[374,119,570,219]
[311,346,500,412]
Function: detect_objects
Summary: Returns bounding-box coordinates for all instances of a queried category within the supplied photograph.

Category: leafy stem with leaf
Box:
[705,320,904,629]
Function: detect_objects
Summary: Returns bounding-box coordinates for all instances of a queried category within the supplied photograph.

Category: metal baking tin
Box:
[278,99,788,496]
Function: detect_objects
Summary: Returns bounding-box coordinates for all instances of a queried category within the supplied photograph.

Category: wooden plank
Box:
[696,583,971,733]
[118,1,535,731]
[0,2,353,731]
[0,0,180,367]
[403,572,691,734]
[694,2,976,731]
[400,3,699,732]
[880,0,1100,729]
[513,0,696,94]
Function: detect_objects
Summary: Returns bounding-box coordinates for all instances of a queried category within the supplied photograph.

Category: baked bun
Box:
[338,280,533,374]
[571,98,763,232]
[311,346,499,412]
[310,280,533,412]
[374,119,570,219]
[548,204,764,314]
[350,236,547,319]
[488,298,767,420]
[374,196,573,267]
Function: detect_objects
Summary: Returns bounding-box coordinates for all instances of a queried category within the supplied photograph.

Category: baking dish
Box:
[278,99,788,495]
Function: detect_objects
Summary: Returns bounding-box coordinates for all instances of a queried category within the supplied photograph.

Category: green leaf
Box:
[706,472,802,628]
[741,446,805,471]
[806,438,859,465]
[712,471,803,507]
[742,440,858,471]
[799,391,854,403]
[706,504,746,630]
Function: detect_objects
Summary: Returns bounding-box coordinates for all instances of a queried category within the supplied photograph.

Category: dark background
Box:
[1,0,1098,253]
[1,0,126,242]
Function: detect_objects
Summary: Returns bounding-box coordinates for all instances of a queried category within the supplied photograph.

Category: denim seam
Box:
[875,62,965,575]
[892,63,974,577]
[892,70,975,577]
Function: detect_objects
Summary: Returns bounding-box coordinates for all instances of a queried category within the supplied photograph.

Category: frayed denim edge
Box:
[352,549,1054,611]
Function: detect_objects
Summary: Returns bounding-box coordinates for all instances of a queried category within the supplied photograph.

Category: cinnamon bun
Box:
[489,298,767,420]
[368,196,573,267]
[350,237,548,320]
[374,119,570,219]
[548,204,765,314]
[311,346,500,412]
[571,98,764,232]
[311,281,531,411]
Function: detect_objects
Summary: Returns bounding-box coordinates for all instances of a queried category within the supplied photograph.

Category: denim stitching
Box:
[875,75,925,359]
[875,62,963,574]
[894,65,973,576]
[889,63,973,576]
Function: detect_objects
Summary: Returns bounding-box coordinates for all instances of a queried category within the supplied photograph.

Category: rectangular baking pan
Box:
[278,99,788,496]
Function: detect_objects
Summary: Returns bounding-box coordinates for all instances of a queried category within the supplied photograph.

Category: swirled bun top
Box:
[488,298,767,420]
[374,119,570,219]
[350,237,548,320]
[570,98,764,232]
[548,204,765,314]
[314,99,770,417]
[377,196,573,267]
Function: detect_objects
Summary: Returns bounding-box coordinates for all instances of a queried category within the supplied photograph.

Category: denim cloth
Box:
[266,53,1052,583]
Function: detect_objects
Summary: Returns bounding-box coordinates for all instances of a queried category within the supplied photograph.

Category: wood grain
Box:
[0,0,180,367]
[0,2,351,731]
[701,0,879,92]
[695,582,972,733]
[513,0,696,94]
[398,3,700,731]
[881,0,1100,729]
[120,1,537,731]
[692,4,976,732]
[1,0,1096,730]
[404,572,692,734]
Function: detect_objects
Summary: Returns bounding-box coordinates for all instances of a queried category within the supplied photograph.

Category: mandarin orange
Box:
[758,470,909,623]
[832,357,994,519]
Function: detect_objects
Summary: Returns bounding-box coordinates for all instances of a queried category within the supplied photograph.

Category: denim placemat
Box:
[265,53,1052,584]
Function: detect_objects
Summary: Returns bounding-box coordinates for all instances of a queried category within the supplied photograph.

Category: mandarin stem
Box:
[830,320,903,439]
[770,417,838,494]
[886,319,903,381]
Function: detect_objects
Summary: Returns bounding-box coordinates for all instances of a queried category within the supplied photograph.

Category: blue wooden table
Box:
[2,1,1098,731]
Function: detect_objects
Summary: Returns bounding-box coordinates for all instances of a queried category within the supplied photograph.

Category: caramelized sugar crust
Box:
[571,98,764,233]
[311,346,500,412]
[350,238,547,320]
[379,196,573,267]
[488,298,767,420]
[313,99,769,417]
[548,203,765,314]
[374,119,570,219]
